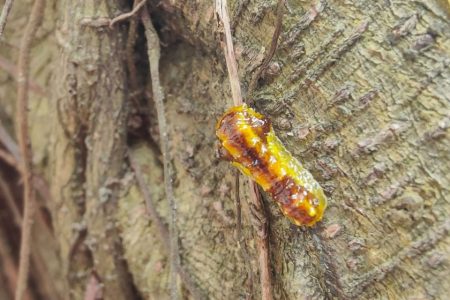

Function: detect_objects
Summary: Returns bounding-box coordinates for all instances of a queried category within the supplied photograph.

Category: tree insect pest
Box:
[216,104,327,226]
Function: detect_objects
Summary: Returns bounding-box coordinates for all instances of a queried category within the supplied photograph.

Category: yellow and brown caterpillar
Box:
[216,105,327,226]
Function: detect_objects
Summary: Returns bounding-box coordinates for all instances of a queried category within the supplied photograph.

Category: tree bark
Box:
[49,1,141,299]
[0,0,449,299]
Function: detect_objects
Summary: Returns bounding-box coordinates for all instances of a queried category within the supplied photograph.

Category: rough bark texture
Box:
[0,0,449,299]
[49,1,141,299]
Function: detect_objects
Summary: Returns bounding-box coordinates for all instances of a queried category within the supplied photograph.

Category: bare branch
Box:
[141,6,181,300]
[0,120,20,160]
[14,0,45,299]
[0,174,22,227]
[0,229,33,300]
[129,149,205,300]
[110,0,147,28]
[0,148,20,172]
[215,1,273,299]
[234,172,254,298]
[249,183,272,300]
[0,122,53,219]
[215,0,243,106]
[128,150,170,249]
[81,0,148,29]
[0,54,47,96]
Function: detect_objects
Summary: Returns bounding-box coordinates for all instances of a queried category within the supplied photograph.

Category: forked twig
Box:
[109,0,147,28]
[141,6,181,300]
[15,0,45,299]
[216,1,273,299]
[80,0,147,29]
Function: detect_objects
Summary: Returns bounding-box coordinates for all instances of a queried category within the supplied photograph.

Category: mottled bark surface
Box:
[0,0,449,299]
[50,1,140,299]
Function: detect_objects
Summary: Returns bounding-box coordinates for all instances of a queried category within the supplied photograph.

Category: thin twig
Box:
[0,148,20,172]
[128,150,205,300]
[0,174,22,227]
[141,6,181,300]
[235,172,254,299]
[0,54,46,96]
[0,174,57,300]
[0,229,33,300]
[247,0,284,98]
[109,0,147,28]
[129,150,170,248]
[0,122,53,217]
[216,1,273,299]
[0,120,20,160]
[216,0,243,105]
[249,184,271,300]
[14,0,45,299]
[0,0,15,37]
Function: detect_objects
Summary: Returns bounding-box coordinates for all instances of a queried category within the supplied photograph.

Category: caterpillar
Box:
[216,104,327,226]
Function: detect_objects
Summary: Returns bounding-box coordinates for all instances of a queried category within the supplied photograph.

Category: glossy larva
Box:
[216,104,327,226]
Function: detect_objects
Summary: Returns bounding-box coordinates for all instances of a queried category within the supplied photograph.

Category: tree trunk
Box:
[0,0,449,299]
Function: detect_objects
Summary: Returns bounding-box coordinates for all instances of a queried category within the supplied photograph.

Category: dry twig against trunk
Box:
[216,1,273,299]
[129,150,205,299]
[110,0,147,28]
[234,172,255,298]
[216,0,243,105]
[0,229,33,300]
[141,6,181,300]
[14,0,45,299]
